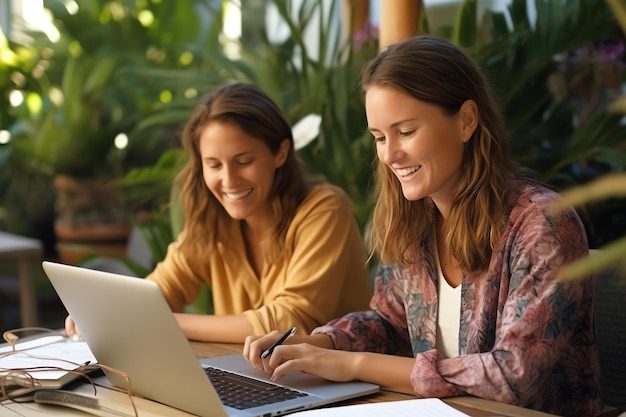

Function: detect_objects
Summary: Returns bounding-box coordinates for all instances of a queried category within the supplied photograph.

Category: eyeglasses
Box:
[1,326,138,416]
[2,327,67,352]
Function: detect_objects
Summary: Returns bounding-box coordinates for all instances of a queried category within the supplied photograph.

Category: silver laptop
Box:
[41,261,379,417]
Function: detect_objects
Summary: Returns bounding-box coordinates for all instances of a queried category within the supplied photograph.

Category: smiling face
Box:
[199,121,288,226]
[366,86,476,216]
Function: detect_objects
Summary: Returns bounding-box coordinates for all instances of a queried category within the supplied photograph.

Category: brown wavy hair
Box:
[177,82,313,262]
[362,35,520,272]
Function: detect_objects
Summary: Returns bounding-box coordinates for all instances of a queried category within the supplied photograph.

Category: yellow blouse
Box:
[147,184,371,335]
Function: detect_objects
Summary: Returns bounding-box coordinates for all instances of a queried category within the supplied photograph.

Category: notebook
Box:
[41,261,379,417]
[0,333,97,389]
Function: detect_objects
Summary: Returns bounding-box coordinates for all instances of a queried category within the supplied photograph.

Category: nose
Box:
[378,137,403,166]
[221,163,239,187]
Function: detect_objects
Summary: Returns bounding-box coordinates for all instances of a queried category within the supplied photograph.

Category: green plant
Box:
[19,54,128,178]
[549,172,626,280]
[546,0,626,281]
[7,0,203,179]
[117,148,187,263]
[0,0,220,244]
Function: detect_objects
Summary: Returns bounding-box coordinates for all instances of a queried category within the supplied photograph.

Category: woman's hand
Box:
[244,330,287,366]
[244,331,352,382]
[245,331,416,393]
[244,331,333,368]
[64,315,82,338]
[268,343,361,383]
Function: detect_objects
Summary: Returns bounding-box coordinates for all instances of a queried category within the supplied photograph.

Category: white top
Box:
[433,231,462,357]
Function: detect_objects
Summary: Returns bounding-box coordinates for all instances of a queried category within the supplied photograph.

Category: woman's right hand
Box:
[243,330,289,370]
[243,331,334,374]
[64,315,82,339]
[244,332,358,383]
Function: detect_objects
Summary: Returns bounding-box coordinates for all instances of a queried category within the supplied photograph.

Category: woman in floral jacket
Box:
[244,35,602,416]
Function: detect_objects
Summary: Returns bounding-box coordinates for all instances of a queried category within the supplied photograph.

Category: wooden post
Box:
[379,0,422,50]
[341,0,371,47]
[343,0,370,35]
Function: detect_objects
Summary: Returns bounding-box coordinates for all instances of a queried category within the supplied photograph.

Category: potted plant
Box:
[4,0,176,263]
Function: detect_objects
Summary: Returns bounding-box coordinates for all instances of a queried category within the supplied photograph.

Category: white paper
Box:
[0,336,97,380]
[292,398,470,417]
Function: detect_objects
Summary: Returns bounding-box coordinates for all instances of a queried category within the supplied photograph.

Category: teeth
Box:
[396,166,420,177]
[225,189,252,200]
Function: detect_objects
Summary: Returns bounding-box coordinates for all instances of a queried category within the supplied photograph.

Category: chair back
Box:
[593,251,626,413]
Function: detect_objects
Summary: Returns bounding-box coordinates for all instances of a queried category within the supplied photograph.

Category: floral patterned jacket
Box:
[313,181,602,416]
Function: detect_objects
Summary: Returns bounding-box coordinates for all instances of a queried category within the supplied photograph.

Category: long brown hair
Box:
[362,35,516,272]
[177,83,312,261]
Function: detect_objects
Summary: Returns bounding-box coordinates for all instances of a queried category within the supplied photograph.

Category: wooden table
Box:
[0,231,43,327]
[1,341,558,416]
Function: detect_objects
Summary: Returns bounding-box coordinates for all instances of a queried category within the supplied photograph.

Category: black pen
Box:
[260,327,296,359]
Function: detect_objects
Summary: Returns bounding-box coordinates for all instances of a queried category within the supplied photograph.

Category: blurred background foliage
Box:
[0,0,624,276]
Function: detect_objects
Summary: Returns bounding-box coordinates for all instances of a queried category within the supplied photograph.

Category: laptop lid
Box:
[41,261,379,417]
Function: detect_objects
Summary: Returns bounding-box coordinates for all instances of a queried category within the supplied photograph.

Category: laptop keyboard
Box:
[204,366,309,410]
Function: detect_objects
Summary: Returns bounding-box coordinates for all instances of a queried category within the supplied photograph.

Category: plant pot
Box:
[55,241,129,266]
[53,175,131,265]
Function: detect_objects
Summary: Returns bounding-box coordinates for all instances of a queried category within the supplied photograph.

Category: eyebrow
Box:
[368,118,418,133]
[203,151,257,160]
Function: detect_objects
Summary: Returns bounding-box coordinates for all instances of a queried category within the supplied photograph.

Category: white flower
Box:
[292,114,322,151]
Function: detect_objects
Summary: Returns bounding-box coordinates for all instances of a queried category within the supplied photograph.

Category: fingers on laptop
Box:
[243,330,283,370]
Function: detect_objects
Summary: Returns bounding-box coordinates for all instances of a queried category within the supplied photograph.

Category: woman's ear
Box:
[459,100,478,143]
[275,139,291,168]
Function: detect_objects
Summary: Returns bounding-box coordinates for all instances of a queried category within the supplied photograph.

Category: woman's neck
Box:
[435,211,462,287]
[240,221,270,278]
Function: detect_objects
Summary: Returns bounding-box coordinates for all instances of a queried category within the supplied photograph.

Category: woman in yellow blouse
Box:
[67,83,371,343]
